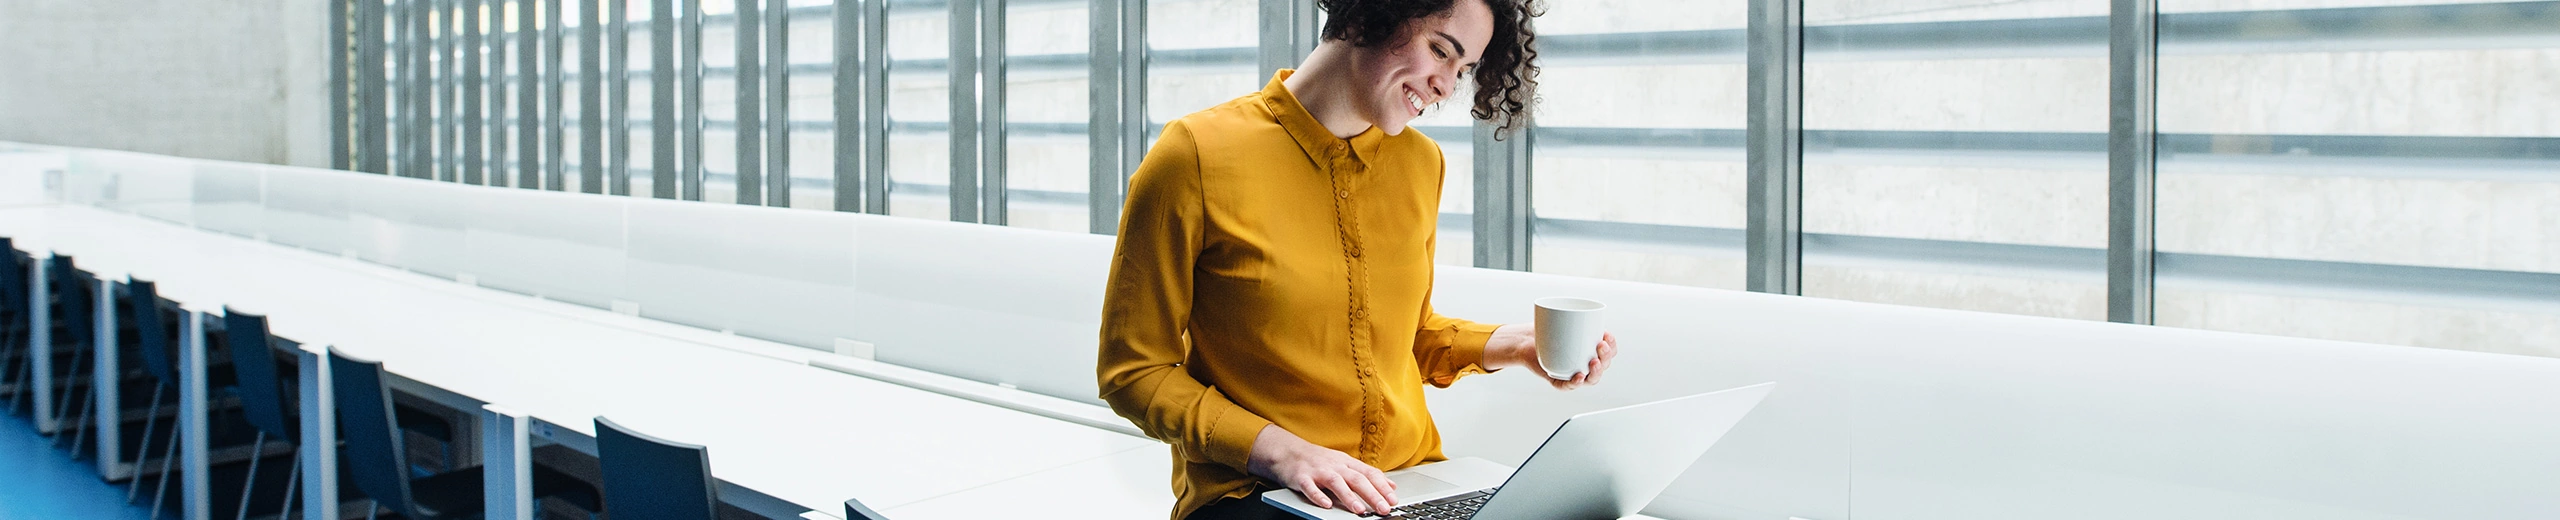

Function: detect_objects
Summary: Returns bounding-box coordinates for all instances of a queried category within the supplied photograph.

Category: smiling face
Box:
[1346,0,1495,136]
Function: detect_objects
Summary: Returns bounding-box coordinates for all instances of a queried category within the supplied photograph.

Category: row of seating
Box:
[4,235,886,520]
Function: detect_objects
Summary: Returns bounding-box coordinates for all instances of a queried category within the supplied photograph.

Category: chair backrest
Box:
[0,238,21,318]
[225,308,294,442]
[844,498,892,520]
[329,347,418,518]
[127,279,176,383]
[49,256,91,346]
[595,416,718,520]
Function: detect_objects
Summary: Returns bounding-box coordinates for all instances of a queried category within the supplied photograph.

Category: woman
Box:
[1097,1,1612,519]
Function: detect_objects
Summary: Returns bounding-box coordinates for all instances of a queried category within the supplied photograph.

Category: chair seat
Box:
[407,465,602,518]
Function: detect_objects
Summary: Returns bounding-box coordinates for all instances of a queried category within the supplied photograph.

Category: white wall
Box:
[0,0,330,167]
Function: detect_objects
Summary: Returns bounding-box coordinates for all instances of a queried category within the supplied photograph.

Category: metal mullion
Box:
[1086,0,1112,232]
[361,0,391,175]
[438,0,457,182]
[332,0,353,171]
[519,0,541,188]
[833,0,862,212]
[580,0,604,193]
[1256,0,1315,81]
[389,0,402,176]
[1115,0,1144,230]
[1087,0,1143,234]
[652,0,677,198]
[947,0,978,222]
[2109,0,2158,324]
[464,0,485,184]
[608,0,630,195]
[682,0,705,201]
[545,0,567,191]
[490,3,510,187]
[767,0,790,207]
[1745,0,1803,295]
[860,0,889,213]
[393,0,412,177]
[737,0,766,205]
[415,0,435,179]
[1472,125,1532,271]
[979,0,1006,225]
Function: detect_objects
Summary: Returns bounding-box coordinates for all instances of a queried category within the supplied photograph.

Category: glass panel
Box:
[1528,0,1751,289]
[698,0,741,204]
[1002,0,1091,231]
[623,0,656,197]
[783,0,835,210]
[886,0,951,219]
[560,2,588,194]
[1797,0,2111,319]
[486,0,516,188]
[1405,97,1472,268]
[2154,1,2560,355]
[1144,0,1256,142]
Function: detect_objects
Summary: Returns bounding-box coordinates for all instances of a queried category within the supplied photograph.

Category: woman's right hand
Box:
[1246,424,1399,516]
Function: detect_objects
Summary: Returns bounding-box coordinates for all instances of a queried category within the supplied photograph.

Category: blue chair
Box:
[123,278,248,519]
[845,498,893,520]
[45,259,103,458]
[595,416,718,520]
[41,256,93,432]
[330,347,599,519]
[224,308,302,520]
[1,240,28,414]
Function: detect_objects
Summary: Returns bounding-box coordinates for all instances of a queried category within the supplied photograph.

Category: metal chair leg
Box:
[280,449,301,520]
[148,410,180,520]
[50,340,87,435]
[127,383,164,502]
[5,339,30,414]
[0,320,17,403]
[234,430,265,520]
[66,384,92,453]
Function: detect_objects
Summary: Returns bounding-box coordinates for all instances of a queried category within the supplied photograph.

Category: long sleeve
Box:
[1097,120,1274,473]
[1410,140,1501,388]
[1412,265,1500,388]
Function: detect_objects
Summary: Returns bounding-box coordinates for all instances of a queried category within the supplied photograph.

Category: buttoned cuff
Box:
[1428,321,1506,387]
[1203,402,1276,473]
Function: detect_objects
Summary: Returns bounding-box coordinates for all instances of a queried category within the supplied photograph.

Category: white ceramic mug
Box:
[1533,297,1606,380]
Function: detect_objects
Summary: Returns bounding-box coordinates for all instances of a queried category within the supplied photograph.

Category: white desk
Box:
[0,205,1174,519]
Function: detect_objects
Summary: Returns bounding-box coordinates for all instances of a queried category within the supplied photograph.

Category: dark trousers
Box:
[1188,491,1299,520]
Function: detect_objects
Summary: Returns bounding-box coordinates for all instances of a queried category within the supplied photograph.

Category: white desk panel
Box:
[0,205,1164,515]
[882,447,1173,520]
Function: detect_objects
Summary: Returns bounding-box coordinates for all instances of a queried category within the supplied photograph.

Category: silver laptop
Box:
[1265,382,1775,520]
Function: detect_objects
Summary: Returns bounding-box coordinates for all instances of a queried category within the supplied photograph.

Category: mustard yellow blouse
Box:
[1097,70,1503,520]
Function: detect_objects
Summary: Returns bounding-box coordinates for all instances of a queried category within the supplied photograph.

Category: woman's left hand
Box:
[1486,324,1618,391]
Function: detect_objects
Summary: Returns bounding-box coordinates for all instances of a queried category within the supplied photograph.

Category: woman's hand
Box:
[1486,324,1618,390]
[1247,424,1398,515]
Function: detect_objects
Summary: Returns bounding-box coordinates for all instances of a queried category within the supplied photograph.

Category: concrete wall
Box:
[0,0,330,167]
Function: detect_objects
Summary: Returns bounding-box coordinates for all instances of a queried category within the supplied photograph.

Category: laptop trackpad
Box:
[1389,471,1461,498]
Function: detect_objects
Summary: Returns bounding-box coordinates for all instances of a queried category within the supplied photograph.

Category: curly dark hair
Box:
[1317,0,1542,139]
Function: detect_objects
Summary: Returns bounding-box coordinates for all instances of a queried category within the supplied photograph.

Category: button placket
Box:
[1325,139,1387,461]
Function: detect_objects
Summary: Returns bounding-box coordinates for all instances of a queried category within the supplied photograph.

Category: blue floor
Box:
[0,410,156,520]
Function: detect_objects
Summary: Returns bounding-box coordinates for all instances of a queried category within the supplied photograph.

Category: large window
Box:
[343,0,2560,358]
[1527,0,1751,288]
[2153,1,2560,354]
[1799,0,2111,319]
[1002,0,1093,232]
[883,0,950,219]
[1143,0,1258,142]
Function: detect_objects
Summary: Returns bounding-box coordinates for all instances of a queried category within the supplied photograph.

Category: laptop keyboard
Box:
[1374,488,1495,519]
